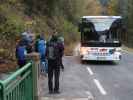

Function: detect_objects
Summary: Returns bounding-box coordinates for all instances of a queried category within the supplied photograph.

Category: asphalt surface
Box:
[87,51,133,100]
[39,51,133,100]
[39,56,94,100]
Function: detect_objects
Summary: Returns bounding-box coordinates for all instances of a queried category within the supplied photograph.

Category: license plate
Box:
[93,53,109,56]
[97,56,106,60]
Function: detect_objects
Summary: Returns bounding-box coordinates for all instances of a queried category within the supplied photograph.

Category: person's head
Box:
[36,34,44,40]
[40,33,45,40]
[40,36,44,40]
[18,40,25,47]
[36,35,41,39]
[54,30,58,35]
[21,32,27,39]
[58,36,64,43]
[51,34,58,42]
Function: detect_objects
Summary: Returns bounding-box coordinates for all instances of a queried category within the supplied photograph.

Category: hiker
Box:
[35,34,48,74]
[48,32,65,71]
[46,32,64,94]
[21,30,35,53]
[16,40,27,68]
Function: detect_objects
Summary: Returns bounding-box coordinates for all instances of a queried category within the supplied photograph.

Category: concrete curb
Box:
[39,90,94,100]
[40,97,94,100]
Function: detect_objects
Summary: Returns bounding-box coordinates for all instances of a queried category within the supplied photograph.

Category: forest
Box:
[0,0,133,60]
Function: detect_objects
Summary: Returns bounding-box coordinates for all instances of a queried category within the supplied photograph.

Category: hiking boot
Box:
[54,90,60,94]
[49,90,54,94]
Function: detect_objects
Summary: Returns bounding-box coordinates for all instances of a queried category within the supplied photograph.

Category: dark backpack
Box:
[47,41,60,60]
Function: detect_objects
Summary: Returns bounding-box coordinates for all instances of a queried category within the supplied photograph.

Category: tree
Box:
[107,0,133,47]
[84,0,103,15]
[0,0,104,57]
[107,0,120,15]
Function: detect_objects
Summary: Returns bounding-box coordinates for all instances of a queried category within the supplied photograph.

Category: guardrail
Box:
[0,83,2,100]
[0,53,40,100]
[0,62,34,100]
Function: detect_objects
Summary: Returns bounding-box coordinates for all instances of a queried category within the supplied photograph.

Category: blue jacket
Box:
[38,39,46,56]
[16,46,27,60]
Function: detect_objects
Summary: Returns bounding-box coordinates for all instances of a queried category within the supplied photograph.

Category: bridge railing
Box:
[0,52,40,100]
[0,83,2,100]
[0,62,33,100]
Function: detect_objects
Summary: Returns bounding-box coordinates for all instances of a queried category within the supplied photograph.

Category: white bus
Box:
[79,16,123,61]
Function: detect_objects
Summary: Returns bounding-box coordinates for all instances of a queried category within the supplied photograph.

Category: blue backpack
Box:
[16,46,27,60]
[38,39,46,56]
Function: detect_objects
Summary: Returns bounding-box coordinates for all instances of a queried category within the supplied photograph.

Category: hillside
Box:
[0,0,103,72]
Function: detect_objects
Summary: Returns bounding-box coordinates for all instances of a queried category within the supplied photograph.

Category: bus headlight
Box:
[80,47,88,55]
[115,48,121,52]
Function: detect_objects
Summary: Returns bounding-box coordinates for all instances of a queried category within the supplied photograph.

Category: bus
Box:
[79,16,124,61]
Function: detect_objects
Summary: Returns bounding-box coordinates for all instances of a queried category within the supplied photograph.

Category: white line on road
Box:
[87,67,94,75]
[86,91,92,96]
[93,79,107,95]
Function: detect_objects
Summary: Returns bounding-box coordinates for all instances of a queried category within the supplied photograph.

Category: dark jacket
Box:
[46,37,64,67]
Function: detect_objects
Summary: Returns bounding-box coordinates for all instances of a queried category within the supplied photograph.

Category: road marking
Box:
[87,67,94,75]
[93,79,107,95]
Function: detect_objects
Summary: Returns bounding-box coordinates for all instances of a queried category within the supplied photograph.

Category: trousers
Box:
[48,60,60,91]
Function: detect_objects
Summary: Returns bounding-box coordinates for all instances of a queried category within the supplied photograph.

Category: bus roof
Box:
[82,16,122,19]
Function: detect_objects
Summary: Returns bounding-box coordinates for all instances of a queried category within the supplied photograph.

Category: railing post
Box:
[0,83,3,100]
[26,53,40,100]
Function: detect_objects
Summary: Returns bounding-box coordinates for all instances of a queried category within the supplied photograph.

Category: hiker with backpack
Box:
[21,30,35,53]
[16,40,27,68]
[35,34,48,74]
[46,32,64,94]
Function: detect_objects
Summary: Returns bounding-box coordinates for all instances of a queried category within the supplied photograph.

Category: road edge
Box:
[122,45,133,54]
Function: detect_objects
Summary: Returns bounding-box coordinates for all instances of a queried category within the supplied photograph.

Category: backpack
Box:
[47,41,60,60]
[16,46,27,60]
[38,39,46,55]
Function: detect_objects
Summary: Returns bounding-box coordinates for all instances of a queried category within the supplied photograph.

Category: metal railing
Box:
[0,62,34,100]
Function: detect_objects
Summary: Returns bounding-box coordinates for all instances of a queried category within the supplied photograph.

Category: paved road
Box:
[39,56,94,100]
[84,51,133,100]
[39,51,133,100]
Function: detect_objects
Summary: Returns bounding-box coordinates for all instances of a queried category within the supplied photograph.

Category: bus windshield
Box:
[80,16,123,43]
